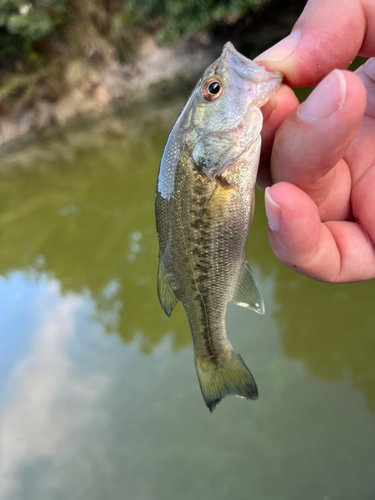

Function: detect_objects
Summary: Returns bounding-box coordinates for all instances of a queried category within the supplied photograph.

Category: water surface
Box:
[0,94,375,500]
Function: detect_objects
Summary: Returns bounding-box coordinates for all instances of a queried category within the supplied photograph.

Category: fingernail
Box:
[255,31,300,63]
[298,69,346,123]
[265,187,282,231]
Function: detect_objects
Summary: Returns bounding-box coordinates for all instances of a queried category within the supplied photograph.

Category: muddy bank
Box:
[0,91,188,174]
[0,0,305,151]
[0,37,221,149]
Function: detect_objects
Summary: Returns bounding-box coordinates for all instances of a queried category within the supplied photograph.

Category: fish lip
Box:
[221,41,283,86]
[222,42,283,108]
[222,42,252,66]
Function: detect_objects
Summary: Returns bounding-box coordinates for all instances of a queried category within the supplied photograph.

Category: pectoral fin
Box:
[231,261,265,315]
[157,261,179,317]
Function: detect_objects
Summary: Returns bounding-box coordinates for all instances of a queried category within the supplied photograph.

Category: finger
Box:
[271,70,366,220]
[355,59,375,120]
[258,84,299,191]
[351,164,375,247]
[344,58,375,185]
[265,183,375,283]
[255,0,375,87]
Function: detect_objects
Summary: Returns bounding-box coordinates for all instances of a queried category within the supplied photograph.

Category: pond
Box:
[0,91,375,500]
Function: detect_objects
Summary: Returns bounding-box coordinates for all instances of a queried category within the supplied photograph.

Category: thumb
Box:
[255,0,374,87]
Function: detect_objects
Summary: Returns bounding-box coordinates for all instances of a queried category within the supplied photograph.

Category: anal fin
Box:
[157,260,179,317]
[231,261,265,315]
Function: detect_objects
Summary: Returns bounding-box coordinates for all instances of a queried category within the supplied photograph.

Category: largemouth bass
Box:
[155,42,282,412]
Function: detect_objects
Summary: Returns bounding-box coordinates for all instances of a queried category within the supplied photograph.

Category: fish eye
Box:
[201,78,223,101]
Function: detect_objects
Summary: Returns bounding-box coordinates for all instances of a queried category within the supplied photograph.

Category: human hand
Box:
[255,0,375,283]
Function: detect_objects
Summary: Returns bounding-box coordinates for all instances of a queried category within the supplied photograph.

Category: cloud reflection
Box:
[0,279,108,499]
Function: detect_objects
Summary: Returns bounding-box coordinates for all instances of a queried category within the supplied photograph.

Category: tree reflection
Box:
[0,99,375,411]
[0,99,191,352]
[251,197,375,413]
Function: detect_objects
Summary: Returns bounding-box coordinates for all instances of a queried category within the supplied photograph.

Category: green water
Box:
[0,93,375,500]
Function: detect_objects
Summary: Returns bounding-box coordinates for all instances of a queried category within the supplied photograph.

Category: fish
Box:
[155,42,282,412]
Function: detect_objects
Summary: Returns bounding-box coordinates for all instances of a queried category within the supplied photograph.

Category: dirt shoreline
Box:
[0,0,303,152]
[0,37,221,151]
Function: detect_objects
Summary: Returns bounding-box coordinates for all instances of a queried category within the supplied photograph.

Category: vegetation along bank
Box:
[0,0,306,148]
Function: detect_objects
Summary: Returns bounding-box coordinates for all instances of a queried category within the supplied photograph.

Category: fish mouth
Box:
[222,42,254,66]
[221,41,282,79]
[220,42,283,102]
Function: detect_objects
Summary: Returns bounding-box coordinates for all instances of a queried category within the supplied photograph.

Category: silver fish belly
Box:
[155,42,282,412]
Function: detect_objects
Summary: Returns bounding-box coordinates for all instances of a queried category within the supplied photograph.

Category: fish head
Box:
[186,42,283,178]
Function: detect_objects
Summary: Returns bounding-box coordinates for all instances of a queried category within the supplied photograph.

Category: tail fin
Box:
[195,349,258,412]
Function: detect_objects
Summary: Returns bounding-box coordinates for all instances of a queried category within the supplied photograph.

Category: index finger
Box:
[255,0,375,87]
[271,70,366,218]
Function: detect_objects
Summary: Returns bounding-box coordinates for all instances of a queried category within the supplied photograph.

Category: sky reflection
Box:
[1,270,375,500]
[0,274,106,499]
[1,97,375,499]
